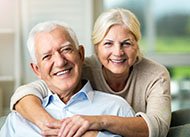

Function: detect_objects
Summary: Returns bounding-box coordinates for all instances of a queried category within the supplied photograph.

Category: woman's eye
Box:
[122,41,133,47]
[104,42,112,47]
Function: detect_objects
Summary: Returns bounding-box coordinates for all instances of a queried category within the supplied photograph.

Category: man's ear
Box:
[78,45,85,62]
[30,63,41,79]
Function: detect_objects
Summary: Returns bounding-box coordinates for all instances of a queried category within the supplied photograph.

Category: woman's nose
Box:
[113,44,124,56]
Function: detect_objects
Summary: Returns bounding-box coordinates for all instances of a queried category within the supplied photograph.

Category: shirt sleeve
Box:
[10,80,49,110]
[0,112,41,136]
[0,114,14,137]
[136,68,171,137]
[116,97,135,117]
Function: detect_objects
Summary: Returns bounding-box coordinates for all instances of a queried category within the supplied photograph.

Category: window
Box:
[103,0,190,111]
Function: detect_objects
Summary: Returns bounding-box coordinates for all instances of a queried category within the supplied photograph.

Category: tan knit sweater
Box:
[11,55,171,137]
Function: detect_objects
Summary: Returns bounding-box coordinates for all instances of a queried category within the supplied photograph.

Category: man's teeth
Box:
[56,70,69,76]
[111,59,125,63]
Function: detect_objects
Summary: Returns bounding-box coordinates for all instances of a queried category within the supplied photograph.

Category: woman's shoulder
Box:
[133,57,170,82]
[84,55,100,68]
[83,55,102,75]
[28,79,47,89]
[15,80,48,92]
[136,57,169,73]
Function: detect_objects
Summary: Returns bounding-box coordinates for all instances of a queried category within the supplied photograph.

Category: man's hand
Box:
[42,115,100,137]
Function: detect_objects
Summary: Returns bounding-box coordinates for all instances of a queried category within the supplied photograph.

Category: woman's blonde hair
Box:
[92,8,141,46]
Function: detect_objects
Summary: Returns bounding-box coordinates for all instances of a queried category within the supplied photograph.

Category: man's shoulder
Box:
[4,111,27,124]
[93,91,128,105]
[1,111,41,136]
[92,90,135,116]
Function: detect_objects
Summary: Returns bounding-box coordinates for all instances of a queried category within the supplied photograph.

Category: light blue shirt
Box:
[0,80,134,137]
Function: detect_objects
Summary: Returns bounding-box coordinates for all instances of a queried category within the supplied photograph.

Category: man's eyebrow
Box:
[61,41,72,47]
[42,41,72,55]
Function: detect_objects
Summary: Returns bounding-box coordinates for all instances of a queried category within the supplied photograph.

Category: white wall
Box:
[0,0,19,115]
[0,0,95,115]
[20,0,94,83]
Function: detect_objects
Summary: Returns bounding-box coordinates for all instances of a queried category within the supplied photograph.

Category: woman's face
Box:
[96,25,139,75]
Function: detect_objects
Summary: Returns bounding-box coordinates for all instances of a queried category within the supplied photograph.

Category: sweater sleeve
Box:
[136,68,171,137]
[10,80,48,110]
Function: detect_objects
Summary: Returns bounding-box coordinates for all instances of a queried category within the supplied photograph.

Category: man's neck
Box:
[59,80,84,104]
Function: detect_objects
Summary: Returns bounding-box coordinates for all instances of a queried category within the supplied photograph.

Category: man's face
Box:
[31,27,84,98]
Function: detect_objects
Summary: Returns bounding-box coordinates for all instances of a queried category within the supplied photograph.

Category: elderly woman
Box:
[11,8,171,137]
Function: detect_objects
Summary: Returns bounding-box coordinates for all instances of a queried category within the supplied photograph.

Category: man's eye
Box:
[60,47,73,54]
[42,55,51,61]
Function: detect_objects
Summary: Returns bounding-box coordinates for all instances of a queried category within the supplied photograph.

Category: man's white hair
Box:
[27,21,79,63]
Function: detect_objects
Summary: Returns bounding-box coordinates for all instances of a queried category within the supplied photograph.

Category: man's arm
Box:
[15,95,58,130]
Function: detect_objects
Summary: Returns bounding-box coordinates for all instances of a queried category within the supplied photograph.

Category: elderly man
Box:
[0,21,134,137]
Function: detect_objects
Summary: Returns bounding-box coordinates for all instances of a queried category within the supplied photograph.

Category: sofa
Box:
[167,108,190,137]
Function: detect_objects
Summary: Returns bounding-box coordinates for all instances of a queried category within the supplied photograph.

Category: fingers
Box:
[58,118,73,137]
[41,128,59,136]
[41,120,62,136]
[72,120,89,137]
[46,121,62,129]
[41,115,91,137]
[58,115,90,137]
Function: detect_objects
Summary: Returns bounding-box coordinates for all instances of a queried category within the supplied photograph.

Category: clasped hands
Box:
[40,115,99,137]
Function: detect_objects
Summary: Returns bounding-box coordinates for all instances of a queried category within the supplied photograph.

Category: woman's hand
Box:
[58,115,90,137]
[41,120,62,136]
[42,115,100,137]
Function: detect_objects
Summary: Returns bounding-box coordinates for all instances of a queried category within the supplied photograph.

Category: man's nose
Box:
[54,52,67,66]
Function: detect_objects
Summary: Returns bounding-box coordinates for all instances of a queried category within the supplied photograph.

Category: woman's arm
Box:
[46,115,148,137]
[96,116,148,137]
[11,80,48,110]
[42,115,145,137]
[11,80,55,130]
[78,115,149,137]
[15,95,57,130]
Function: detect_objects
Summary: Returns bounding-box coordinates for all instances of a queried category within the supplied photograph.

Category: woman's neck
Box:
[102,68,130,92]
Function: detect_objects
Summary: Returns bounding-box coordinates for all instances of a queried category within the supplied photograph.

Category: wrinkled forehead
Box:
[35,27,76,47]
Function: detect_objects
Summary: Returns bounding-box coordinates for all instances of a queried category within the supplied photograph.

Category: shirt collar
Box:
[42,80,94,107]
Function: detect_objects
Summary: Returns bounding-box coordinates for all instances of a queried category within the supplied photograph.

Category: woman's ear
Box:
[78,45,85,62]
[30,63,42,79]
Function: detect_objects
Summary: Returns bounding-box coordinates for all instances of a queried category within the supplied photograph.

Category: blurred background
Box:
[0,0,190,116]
